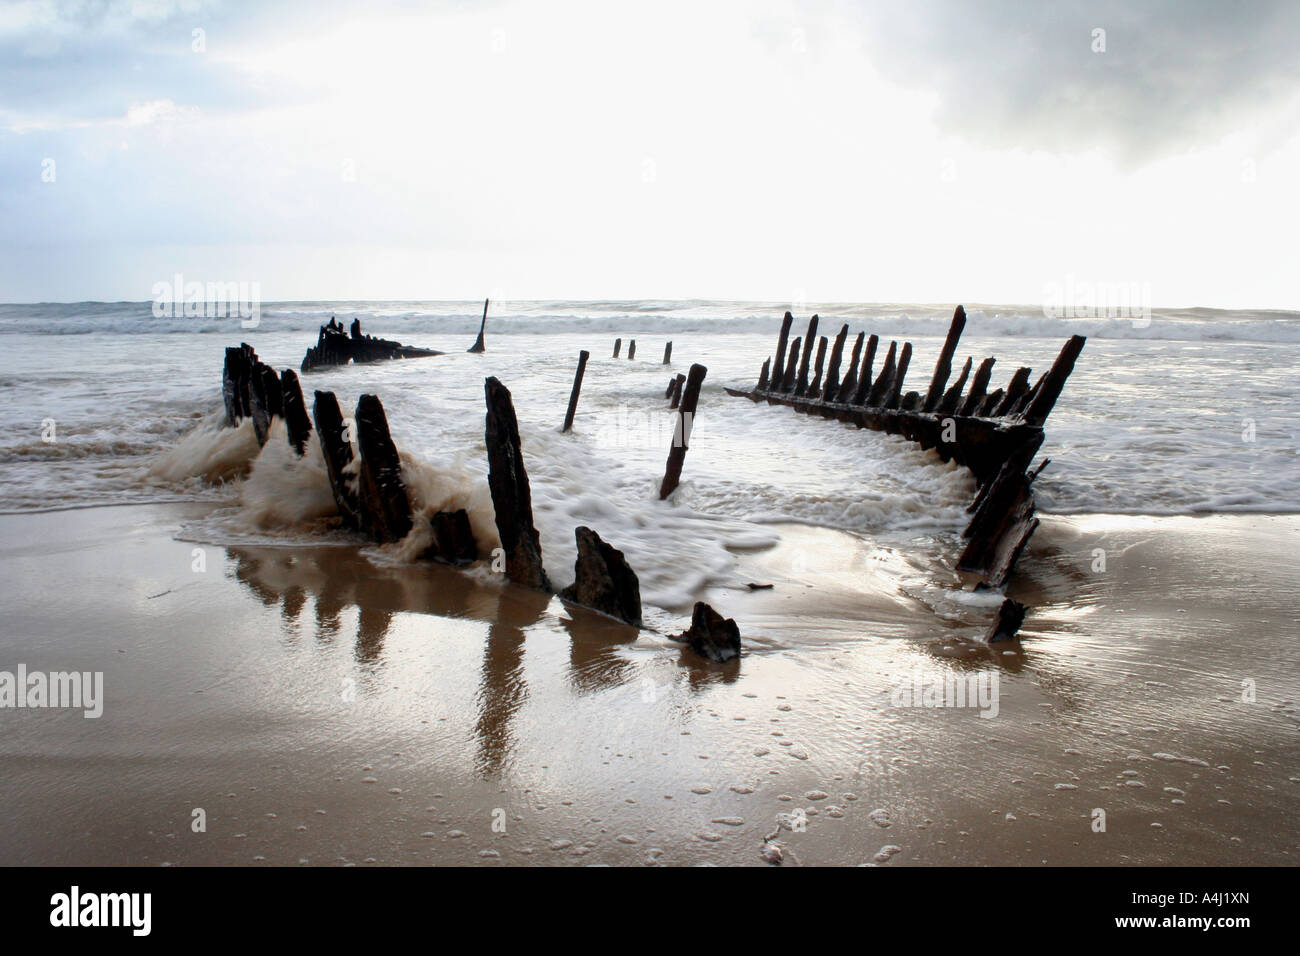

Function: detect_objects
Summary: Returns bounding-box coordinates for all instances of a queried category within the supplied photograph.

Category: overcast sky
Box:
[2,0,1297,306]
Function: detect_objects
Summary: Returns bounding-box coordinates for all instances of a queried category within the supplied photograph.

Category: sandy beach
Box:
[2,502,1296,867]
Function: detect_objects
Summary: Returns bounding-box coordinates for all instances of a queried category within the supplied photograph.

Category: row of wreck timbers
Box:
[221,303,1084,660]
[222,332,740,662]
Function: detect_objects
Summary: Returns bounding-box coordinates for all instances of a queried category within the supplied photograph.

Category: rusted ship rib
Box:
[725,306,1085,596]
[300,317,442,373]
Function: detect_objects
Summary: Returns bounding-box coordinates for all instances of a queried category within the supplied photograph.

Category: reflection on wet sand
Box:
[475,587,550,776]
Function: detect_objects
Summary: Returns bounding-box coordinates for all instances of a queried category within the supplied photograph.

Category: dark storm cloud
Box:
[840,0,1300,163]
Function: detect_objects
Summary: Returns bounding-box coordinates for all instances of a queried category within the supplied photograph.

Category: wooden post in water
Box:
[248,361,282,447]
[780,337,801,393]
[627,340,636,360]
[824,324,849,400]
[772,312,794,391]
[1022,335,1086,426]
[279,369,313,455]
[659,363,707,500]
[669,373,686,408]
[562,350,590,433]
[866,341,897,406]
[662,342,672,364]
[757,358,771,391]
[809,336,829,397]
[467,298,488,353]
[992,367,1032,416]
[886,342,912,408]
[938,356,972,413]
[355,394,413,544]
[485,376,551,591]
[795,315,818,396]
[613,338,622,358]
[222,345,255,426]
[852,334,880,405]
[924,305,967,412]
[312,390,362,531]
[959,357,997,416]
[835,332,865,403]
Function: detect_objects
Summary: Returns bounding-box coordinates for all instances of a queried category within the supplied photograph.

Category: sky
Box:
[1,0,1297,307]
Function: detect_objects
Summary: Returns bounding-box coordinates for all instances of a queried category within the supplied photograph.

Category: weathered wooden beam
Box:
[824,324,849,400]
[467,298,488,353]
[671,601,741,663]
[1021,335,1086,426]
[662,342,672,364]
[222,345,255,426]
[835,332,865,402]
[924,305,967,412]
[279,369,312,455]
[992,367,1031,416]
[959,357,996,417]
[772,312,793,391]
[659,363,707,500]
[426,509,478,564]
[780,337,801,392]
[354,394,413,544]
[795,315,818,396]
[561,350,590,433]
[248,361,282,446]
[937,356,973,414]
[628,339,636,360]
[885,342,912,409]
[312,390,362,531]
[757,358,771,391]
[665,377,677,398]
[984,598,1027,642]
[559,526,642,625]
[977,388,1005,416]
[669,373,686,409]
[485,376,551,591]
[809,336,829,397]
[865,340,897,406]
[851,334,879,405]
[613,338,622,358]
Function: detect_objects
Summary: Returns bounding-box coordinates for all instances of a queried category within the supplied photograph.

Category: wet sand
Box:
[0,504,1297,866]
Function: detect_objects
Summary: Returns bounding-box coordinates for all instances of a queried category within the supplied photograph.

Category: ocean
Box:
[0,300,1296,612]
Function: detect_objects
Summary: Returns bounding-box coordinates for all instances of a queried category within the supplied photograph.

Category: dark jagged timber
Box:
[354,394,413,544]
[659,363,707,500]
[485,376,551,591]
[984,598,1027,643]
[924,305,967,412]
[467,298,488,353]
[628,339,636,360]
[248,361,282,446]
[613,338,622,358]
[222,344,256,426]
[562,350,590,433]
[559,526,642,625]
[671,602,741,663]
[425,509,478,564]
[279,369,313,455]
[300,318,442,373]
[312,390,362,532]
[662,342,672,364]
[668,373,686,409]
